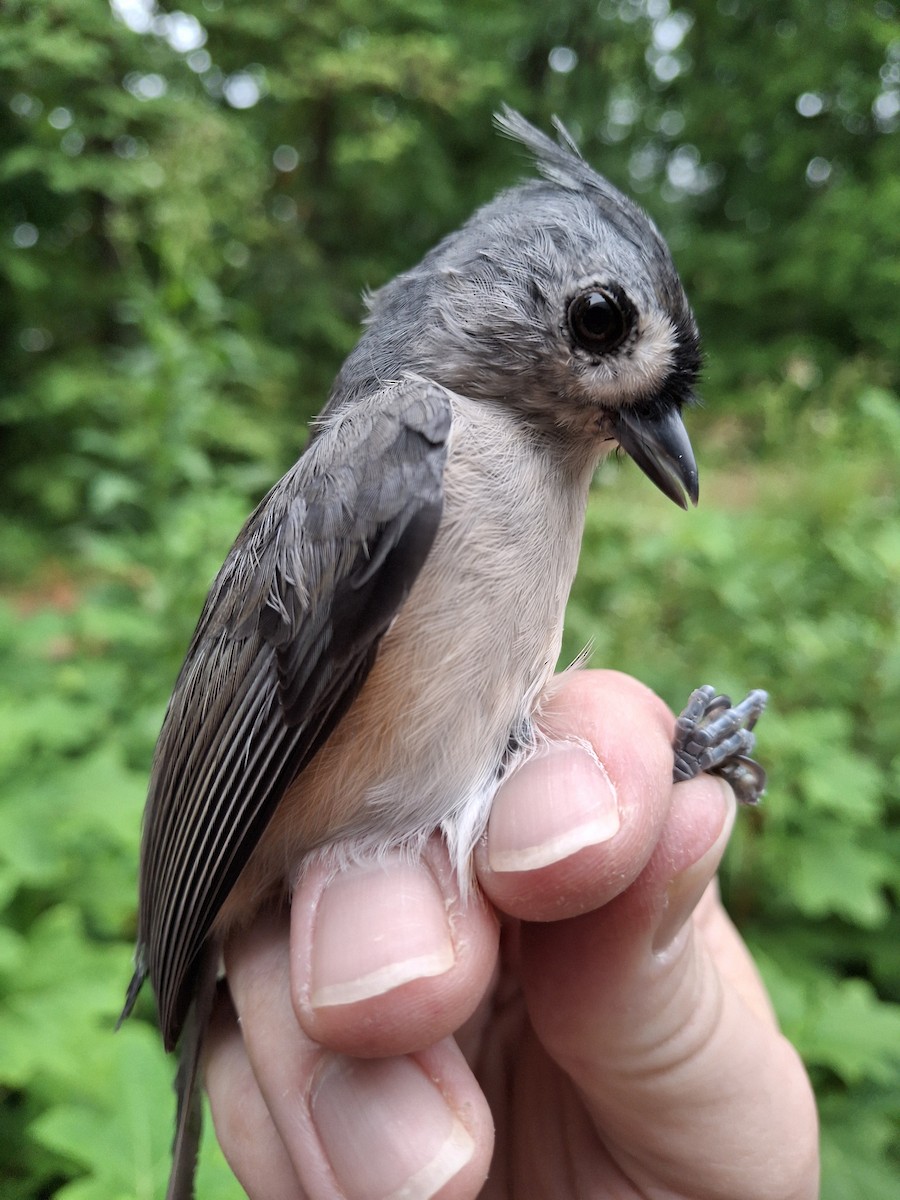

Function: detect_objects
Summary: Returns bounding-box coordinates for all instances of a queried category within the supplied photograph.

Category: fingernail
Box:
[312,1054,475,1200]
[488,745,620,873]
[310,856,455,1007]
[652,780,737,954]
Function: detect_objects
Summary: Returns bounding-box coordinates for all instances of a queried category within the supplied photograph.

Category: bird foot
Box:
[673,685,768,805]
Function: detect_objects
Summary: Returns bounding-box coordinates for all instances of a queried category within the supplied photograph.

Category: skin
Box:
[203,671,819,1199]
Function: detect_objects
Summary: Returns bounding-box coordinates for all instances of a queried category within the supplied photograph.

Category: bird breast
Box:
[216,393,598,926]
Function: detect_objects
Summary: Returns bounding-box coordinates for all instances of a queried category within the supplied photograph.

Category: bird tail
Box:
[166,949,219,1200]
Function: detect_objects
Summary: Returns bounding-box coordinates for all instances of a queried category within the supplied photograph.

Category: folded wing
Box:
[128,380,451,1049]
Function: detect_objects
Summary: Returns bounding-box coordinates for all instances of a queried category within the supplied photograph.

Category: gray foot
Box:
[673,685,768,805]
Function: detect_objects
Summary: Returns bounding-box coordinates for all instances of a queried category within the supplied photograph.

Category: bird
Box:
[121,106,767,1199]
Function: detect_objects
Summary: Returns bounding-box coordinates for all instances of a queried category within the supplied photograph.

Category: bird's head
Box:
[352,107,702,508]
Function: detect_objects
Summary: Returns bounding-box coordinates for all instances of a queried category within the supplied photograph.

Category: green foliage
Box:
[1,0,897,1195]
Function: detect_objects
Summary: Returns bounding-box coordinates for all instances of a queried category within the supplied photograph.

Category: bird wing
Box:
[130,379,451,1049]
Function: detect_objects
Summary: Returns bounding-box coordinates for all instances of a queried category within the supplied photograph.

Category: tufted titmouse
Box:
[121,108,767,1198]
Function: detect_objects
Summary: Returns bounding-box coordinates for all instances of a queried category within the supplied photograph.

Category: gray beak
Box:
[612,405,699,510]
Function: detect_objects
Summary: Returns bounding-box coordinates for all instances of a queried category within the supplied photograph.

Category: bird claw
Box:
[673,685,768,805]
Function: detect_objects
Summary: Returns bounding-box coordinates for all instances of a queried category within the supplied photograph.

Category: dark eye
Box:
[567,288,631,355]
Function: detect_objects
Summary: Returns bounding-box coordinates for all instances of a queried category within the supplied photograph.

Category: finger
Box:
[307,1040,494,1200]
[224,904,495,1199]
[477,669,676,920]
[223,908,333,1196]
[693,879,778,1027]
[291,838,500,1058]
[520,772,819,1198]
[205,983,306,1200]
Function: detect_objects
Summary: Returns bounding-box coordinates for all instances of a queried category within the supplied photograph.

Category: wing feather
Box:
[130,380,451,1048]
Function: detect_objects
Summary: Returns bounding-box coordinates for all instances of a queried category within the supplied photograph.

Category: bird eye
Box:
[567,288,631,355]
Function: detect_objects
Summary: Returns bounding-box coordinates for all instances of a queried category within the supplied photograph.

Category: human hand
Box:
[204,670,819,1199]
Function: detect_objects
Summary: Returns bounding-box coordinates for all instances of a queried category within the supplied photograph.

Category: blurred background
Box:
[1,1,898,1196]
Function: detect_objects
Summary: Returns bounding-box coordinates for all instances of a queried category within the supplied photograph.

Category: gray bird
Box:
[121,107,767,1199]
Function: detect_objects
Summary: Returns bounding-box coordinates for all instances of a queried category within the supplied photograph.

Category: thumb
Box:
[518,773,817,1198]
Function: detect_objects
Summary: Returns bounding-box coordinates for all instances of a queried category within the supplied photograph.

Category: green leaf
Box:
[29,1023,173,1200]
[799,979,900,1086]
[789,833,892,926]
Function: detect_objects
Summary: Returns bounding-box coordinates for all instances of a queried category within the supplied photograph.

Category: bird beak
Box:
[612,405,700,509]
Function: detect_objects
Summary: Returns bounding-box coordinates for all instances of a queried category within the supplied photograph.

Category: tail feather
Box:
[166,950,219,1200]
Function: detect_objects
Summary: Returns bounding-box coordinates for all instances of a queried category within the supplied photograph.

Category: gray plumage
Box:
[122,107,765,1200]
